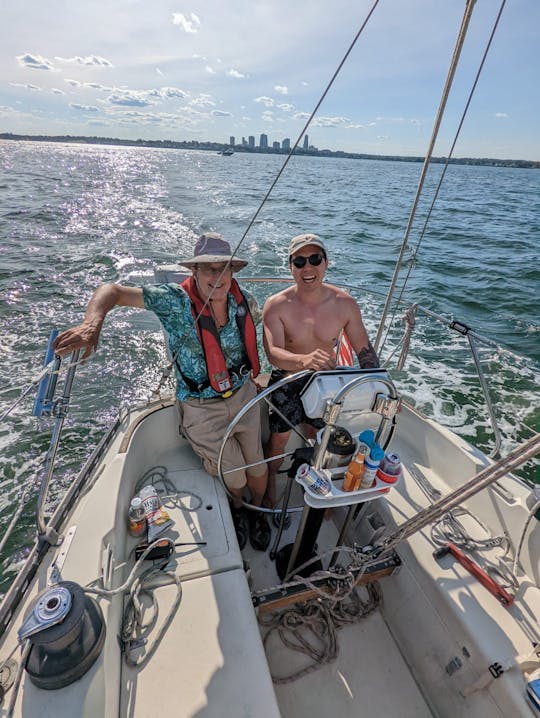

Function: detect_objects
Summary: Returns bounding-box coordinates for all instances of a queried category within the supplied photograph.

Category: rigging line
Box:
[227,0,382,265]
[0,359,56,423]
[151,0,382,393]
[378,0,508,355]
[193,0,382,315]
[374,0,477,354]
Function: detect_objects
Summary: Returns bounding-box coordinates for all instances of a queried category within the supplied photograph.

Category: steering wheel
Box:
[217,368,399,515]
[217,369,314,517]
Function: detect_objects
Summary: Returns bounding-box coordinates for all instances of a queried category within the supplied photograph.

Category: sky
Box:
[1,0,539,161]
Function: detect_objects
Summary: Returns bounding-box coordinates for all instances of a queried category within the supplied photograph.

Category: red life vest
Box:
[180,276,260,396]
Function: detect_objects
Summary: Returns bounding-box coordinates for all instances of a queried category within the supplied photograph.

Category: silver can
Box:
[381,452,401,476]
[128,496,146,537]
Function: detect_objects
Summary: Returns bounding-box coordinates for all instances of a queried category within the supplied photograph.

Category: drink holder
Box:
[296,465,402,509]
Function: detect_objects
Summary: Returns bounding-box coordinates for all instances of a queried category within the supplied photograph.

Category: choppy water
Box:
[0,139,539,593]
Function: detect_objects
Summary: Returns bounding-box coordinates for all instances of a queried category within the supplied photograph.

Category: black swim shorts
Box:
[267,369,325,434]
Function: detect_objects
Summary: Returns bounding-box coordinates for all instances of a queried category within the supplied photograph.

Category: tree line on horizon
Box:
[0,132,537,169]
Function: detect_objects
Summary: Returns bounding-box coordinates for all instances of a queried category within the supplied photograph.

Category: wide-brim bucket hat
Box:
[179,232,248,270]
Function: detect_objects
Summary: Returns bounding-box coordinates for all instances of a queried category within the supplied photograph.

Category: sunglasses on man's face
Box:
[290,253,325,269]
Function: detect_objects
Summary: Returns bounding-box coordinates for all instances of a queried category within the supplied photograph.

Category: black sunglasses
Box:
[290,253,325,269]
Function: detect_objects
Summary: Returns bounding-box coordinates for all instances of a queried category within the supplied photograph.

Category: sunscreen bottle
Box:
[361,444,384,488]
[343,451,366,491]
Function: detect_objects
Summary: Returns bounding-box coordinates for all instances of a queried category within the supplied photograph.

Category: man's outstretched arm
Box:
[53,284,144,360]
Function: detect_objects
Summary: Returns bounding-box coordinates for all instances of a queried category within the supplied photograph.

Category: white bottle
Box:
[361,445,384,488]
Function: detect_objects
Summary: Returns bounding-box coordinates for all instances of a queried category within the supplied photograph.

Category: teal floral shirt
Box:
[143,283,261,401]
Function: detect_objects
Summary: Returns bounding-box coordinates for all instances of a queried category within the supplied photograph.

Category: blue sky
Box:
[1,0,538,160]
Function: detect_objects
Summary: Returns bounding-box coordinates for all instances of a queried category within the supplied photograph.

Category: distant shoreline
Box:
[1,132,538,169]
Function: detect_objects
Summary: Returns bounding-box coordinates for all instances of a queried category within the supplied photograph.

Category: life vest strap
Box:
[177,359,250,395]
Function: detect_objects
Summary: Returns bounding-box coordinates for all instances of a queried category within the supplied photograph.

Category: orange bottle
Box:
[343,451,366,491]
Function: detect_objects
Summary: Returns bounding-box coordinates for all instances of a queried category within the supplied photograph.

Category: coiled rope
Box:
[260,582,381,684]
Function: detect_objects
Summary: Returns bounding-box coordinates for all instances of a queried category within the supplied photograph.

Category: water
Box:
[0,139,539,594]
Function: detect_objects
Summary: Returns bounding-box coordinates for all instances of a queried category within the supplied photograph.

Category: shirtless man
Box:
[262,233,379,502]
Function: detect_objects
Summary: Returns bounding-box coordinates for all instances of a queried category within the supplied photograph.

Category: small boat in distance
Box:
[219,148,234,156]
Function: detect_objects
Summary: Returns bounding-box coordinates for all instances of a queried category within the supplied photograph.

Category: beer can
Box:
[128,496,146,537]
[381,452,401,476]
[296,464,332,496]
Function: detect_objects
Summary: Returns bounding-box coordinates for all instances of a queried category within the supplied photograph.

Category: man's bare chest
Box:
[282,306,343,347]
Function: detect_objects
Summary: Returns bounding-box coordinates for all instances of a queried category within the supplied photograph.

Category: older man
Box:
[53,233,271,551]
[262,233,379,503]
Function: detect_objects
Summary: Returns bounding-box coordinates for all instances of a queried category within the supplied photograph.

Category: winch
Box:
[18,580,105,690]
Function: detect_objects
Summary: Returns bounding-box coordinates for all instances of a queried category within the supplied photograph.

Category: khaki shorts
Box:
[178,380,266,489]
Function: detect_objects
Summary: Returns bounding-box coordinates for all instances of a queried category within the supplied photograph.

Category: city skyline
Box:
[227,133,313,152]
[1,1,539,160]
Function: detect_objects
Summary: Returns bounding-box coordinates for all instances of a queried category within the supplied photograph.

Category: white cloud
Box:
[107,90,154,107]
[495,112,509,118]
[301,81,309,86]
[254,96,274,107]
[190,94,215,107]
[156,68,164,76]
[10,82,41,90]
[346,123,364,129]
[261,111,274,122]
[105,86,187,107]
[156,86,188,99]
[69,103,99,112]
[293,112,310,120]
[212,109,232,117]
[51,88,65,95]
[64,78,82,87]
[16,53,54,71]
[228,69,245,79]
[277,103,294,112]
[205,66,216,74]
[172,12,201,34]
[274,85,288,95]
[55,55,112,67]
[312,115,350,127]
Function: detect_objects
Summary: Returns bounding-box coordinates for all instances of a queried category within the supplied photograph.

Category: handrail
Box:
[314,374,399,471]
[36,349,80,543]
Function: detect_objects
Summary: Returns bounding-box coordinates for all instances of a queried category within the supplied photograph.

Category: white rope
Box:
[396,304,417,370]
